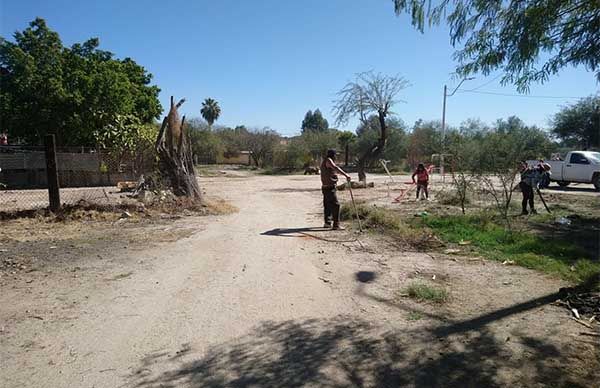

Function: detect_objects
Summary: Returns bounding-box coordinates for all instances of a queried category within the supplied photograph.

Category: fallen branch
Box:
[298,232,359,244]
[571,317,594,329]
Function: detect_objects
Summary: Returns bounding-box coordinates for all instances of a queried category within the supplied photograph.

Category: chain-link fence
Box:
[0,144,155,212]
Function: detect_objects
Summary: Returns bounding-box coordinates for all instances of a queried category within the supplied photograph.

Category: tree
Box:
[355,116,408,168]
[216,125,249,157]
[245,128,281,168]
[392,0,600,91]
[333,71,410,181]
[301,130,339,162]
[187,118,224,164]
[200,98,221,128]
[494,116,556,158]
[0,18,162,146]
[155,97,201,198]
[407,120,443,168]
[337,131,356,166]
[445,131,480,214]
[301,109,329,133]
[552,95,600,149]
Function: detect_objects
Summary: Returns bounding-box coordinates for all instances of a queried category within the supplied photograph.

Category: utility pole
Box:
[441,85,448,180]
[440,77,474,181]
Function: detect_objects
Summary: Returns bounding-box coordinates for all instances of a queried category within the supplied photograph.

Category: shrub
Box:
[404,282,448,303]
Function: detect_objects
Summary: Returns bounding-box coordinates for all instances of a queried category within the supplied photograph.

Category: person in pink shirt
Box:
[411,163,429,200]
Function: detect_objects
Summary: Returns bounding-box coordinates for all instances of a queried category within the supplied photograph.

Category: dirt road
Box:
[1,174,598,387]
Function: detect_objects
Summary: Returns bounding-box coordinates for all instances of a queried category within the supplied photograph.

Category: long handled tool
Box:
[347,182,363,232]
[379,159,395,183]
[536,188,551,213]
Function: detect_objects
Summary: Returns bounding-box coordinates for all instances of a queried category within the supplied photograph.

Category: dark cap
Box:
[326,149,336,158]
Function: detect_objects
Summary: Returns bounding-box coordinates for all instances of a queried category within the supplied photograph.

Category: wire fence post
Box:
[45,134,61,211]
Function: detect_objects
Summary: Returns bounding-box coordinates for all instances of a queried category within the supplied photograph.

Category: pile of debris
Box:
[119,174,178,206]
[559,287,600,317]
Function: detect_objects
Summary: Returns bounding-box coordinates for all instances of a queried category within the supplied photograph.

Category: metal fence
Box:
[0,141,155,212]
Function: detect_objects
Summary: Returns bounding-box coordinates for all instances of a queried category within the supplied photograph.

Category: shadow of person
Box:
[355,271,376,283]
[261,227,329,237]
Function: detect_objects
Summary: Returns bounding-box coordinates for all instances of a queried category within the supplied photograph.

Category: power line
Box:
[456,89,586,99]
[463,74,503,92]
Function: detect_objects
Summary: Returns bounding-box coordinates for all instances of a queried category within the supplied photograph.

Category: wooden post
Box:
[45,134,61,211]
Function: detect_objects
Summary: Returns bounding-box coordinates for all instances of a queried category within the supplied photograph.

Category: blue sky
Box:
[2,0,598,136]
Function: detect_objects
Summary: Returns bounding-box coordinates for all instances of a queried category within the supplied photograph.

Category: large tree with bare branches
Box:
[333,71,410,182]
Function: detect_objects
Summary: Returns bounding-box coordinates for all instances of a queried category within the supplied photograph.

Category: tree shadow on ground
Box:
[529,213,600,262]
[131,312,594,388]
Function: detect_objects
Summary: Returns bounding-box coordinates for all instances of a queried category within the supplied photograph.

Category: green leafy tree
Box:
[459,118,489,135]
[245,128,281,168]
[552,95,600,149]
[392,0,600,91]
[494,116,556,158]
[445,132,480,214]
[216,125,249,157]
[94,114,158,174]
[200,98,221,128]
[333,71,410,182]
[355,116,408,168]
[301,130,339,162]
[187,118,224,164]
[337,131,357,166]
[273,138,312,169]
[301,109,329,133]
[0,18,162,146]
[407,120,443,167]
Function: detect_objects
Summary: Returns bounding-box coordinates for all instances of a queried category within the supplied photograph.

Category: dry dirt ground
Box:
[0,171,598,388]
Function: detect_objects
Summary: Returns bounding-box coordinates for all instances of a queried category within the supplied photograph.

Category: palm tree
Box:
[337,131,356,166]
[200,98,221,128]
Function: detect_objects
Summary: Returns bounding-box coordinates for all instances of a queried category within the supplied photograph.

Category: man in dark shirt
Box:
[320,149,351,230]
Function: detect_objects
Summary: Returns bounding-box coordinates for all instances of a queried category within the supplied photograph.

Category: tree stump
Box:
[155,96,201,199]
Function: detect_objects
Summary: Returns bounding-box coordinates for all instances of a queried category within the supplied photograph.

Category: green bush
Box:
[436,189,470,207]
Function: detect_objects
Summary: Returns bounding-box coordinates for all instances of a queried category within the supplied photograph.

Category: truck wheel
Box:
[557,181,570,187]
[593,175,600,191]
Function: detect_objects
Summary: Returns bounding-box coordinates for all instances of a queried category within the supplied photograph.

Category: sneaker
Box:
[323,222,332,228]
[332,224,345,231]
[521,210,529,215]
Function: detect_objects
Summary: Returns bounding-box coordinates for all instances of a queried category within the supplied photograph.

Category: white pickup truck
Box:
[530,151,600,191]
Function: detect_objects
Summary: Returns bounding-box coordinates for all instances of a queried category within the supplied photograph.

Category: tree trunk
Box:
[155,96,202,199]
[357,111,387,182]
[344,143,349,166]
